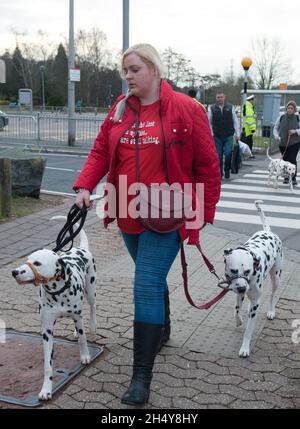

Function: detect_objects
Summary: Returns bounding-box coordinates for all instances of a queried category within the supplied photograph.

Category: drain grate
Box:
[0,331,104,407]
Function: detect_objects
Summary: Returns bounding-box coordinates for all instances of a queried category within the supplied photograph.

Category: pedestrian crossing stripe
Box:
[215,211,300,229]
[243,174,270,178]
[216,169,300,230]
[221,184,300,195]
[221,192,300,204]
[217,201,300,215]
[232,178,300,189]
[253,170,275,174]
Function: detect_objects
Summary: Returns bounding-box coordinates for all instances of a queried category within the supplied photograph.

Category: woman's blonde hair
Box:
[120,43,165,79]
[113,44,165,122]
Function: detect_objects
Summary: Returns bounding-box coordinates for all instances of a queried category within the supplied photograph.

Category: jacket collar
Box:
[125,79,174,114]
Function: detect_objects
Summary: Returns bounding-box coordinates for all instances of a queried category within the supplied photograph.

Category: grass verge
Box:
[0,193,70,222]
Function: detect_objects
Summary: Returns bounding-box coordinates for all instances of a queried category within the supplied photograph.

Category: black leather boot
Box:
[156,290,171,353]
[121,321,163,406]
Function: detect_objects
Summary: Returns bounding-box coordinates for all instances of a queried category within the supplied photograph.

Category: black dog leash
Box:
[52,204,88,253]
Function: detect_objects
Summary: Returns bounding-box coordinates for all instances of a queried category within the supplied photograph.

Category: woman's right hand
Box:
[75,189,92,209]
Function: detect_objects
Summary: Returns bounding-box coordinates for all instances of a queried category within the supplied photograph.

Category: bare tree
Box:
[251,37,289,89]
[10,28,56,89]
[161,47,199,87]
[185,66,202,88]
[9,29,30,87]
[75,28,112,69]
[75,28,113,105]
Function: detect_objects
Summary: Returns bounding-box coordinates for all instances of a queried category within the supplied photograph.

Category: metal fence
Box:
[236,112,278,154]
[0,113,105,149]
[1,111,278,154]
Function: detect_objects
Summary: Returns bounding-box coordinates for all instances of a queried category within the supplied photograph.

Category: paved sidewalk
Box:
[0,192,300,410]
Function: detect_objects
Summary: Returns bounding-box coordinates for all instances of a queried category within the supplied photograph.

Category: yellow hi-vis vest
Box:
[245,100,256,137]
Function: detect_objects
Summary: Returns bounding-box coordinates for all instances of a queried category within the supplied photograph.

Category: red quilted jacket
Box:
[73,80,221,245]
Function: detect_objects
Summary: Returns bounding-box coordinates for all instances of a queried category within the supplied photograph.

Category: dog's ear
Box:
[224,249,233,256]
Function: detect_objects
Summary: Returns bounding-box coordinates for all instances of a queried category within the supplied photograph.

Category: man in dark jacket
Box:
[208,91,240,179]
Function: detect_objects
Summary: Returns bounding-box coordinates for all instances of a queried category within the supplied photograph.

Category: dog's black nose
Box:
[12,270,19,278]
[237,286,246,293]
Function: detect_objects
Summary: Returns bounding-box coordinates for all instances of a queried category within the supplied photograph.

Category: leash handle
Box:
[180,244,228,310]
[53,204,88,253]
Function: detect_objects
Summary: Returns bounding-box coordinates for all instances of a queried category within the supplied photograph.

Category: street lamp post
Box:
[122,0,130,94]
[40,65,45,111]
[68,0,76,146]
[107,84,112,108]
[241,57,253,142]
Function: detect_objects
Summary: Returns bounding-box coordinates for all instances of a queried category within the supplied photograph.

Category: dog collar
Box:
[26,261,64,286]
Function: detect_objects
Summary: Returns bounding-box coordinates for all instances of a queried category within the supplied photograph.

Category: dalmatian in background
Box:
[11,216,97,401]
[267,148,296,192]
[223,200,283,357]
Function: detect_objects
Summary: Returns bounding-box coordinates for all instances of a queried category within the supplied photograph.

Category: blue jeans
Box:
[214,135,233,176]
[121,230,181,324]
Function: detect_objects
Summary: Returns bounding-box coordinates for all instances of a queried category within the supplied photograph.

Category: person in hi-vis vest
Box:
[243,95,256,157]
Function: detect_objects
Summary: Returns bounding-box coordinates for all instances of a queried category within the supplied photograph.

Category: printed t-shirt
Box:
[115,100,166,233]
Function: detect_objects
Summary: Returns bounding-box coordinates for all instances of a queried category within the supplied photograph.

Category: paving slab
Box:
[0,201,299,409]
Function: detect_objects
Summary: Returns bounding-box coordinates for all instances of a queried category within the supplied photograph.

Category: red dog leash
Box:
[180,242,229,310]
[281,134,290,159]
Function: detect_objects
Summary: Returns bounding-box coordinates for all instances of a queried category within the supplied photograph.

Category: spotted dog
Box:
[11,216,97,400]
[223,200,283,357]
[267,148,296,192]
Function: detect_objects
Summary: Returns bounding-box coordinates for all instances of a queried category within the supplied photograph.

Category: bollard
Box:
[0,158,12,218]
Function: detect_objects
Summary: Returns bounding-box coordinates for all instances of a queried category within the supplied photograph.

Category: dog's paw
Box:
[239,346,250,358]
[235,315,243,327]
[81,354,91,365]
[39,389,52,401]
[73,328,78,339]
[267,311,275,320]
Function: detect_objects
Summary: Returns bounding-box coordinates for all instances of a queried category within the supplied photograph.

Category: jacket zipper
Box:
[159,100,169,184]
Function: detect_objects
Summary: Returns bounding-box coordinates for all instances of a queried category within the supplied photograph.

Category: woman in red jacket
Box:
[74,43,221,406]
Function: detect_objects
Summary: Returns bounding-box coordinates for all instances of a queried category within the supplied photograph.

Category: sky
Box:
[0,0,299,83]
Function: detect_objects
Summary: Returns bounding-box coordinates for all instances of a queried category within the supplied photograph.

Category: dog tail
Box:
[254,200,271,232]
[266,147,273,162]
[50,216,89,250]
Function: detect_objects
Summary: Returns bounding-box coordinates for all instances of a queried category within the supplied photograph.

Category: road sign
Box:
[69,68,80,82]
[18,89,33,110]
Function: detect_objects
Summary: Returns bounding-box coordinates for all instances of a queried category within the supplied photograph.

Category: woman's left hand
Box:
[289,129,297,136]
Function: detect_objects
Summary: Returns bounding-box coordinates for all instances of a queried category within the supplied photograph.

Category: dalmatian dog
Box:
[11,216,97,401]
[267,148,296,192]
[223,200,283,357]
